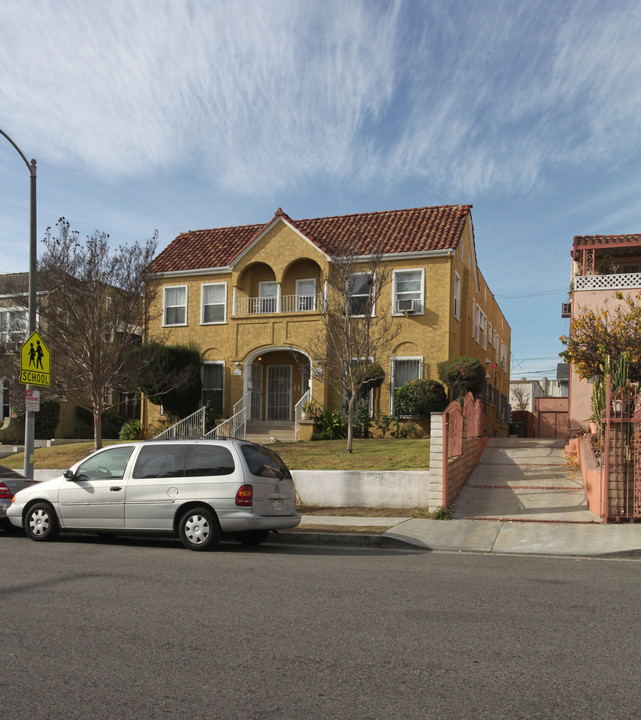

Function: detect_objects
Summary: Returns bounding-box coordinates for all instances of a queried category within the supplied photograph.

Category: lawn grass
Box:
[1,440,120,470]
[1,437,430,471]
[275,438,430,471]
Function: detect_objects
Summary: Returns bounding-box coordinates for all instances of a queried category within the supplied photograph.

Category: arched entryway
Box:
[243,347,312,422]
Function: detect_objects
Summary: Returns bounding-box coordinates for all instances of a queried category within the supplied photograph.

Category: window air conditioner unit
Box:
[561,302,571,318]
[396,298,418,314]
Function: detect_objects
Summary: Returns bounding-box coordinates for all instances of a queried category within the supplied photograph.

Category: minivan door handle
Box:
[110,486,122,492]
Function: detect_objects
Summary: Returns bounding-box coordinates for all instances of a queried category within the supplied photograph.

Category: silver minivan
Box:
[7,439,300,550]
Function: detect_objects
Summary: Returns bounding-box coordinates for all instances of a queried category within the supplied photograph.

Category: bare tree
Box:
[312,247,400,453]
[511,385,530,412]
[38,218,159,449]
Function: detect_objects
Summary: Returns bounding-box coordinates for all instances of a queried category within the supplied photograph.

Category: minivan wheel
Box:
[24,502,60,542]
[236,530,270,546]
[178,507,220,551]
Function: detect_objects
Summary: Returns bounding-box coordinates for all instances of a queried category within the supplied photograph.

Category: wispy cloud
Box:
[1,0,640,197]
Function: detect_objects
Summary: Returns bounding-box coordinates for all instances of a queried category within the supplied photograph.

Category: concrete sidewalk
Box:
[274,514,641,557]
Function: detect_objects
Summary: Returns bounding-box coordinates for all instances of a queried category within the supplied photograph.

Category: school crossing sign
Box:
[20,331,51,387]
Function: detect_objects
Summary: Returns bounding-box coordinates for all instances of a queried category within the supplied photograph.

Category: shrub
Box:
[35,399,60,439]
[391,419,419,439]
[394,379,448,417]
[374,414,394,438]
[437,357,485,401]
[119,420,142,441]
[313,408,348,440]
[129,342,202,418]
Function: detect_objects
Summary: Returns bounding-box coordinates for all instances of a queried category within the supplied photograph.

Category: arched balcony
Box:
[232,259,324,316]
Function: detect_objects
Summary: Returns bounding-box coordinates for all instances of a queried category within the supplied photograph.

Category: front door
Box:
[267,365,291,421]
[58,446,135,528]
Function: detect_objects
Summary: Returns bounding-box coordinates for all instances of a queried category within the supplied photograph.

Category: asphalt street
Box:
[2,532,641,720]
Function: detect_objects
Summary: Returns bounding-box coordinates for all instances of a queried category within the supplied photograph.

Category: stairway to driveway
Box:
[451,437,601,523]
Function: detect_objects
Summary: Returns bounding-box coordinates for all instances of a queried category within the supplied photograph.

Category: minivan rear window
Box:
[240,445,292,479]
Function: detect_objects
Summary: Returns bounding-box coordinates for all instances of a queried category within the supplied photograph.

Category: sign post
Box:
[19,332,51,479]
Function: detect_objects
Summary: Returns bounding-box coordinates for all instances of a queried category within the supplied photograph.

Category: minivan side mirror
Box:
[63,469,76,481]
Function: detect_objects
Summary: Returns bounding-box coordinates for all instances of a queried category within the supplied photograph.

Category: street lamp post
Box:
[0,129,37,480]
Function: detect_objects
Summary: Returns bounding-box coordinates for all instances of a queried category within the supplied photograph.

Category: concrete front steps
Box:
[245,421,297,444]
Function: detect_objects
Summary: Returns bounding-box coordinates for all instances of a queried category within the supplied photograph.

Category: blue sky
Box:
[1,0,640,379]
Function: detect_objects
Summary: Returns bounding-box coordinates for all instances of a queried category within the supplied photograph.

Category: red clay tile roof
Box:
[573,234,641,252]
[147,204,472,274]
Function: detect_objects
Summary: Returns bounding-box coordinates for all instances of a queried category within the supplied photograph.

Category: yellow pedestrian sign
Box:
[20,331,51,387]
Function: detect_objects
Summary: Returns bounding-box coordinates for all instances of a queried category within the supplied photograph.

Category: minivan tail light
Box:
[235,484,253,507]
[0,482,12,499]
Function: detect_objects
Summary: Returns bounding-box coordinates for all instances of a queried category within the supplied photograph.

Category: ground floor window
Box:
[0,377,10,421]
[390,357,423,414]
[202,362,224,416]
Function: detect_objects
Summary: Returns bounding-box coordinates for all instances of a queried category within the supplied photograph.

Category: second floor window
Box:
[349,273,374,316]
[0,309,27,346]
[453,272,461,319]
[393,269,423,314]
[163,286,187,326]
[201,283,226,324]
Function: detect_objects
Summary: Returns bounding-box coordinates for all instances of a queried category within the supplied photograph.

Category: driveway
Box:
[451,437,601,523]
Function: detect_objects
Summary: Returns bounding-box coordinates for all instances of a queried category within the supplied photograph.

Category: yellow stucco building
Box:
[143,205,511,436]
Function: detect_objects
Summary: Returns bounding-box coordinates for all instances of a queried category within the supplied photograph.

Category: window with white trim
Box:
[479,309,487,350]
[349,273,374,316]
[472,300,477,341]
[201,283,226,324]
[500,341,508,370]
[0,308,27,347]
[453,272,461,320]
[202,362,224,416]
[390,357,423,415]
[163,286,187,326]
[393,269,423,314]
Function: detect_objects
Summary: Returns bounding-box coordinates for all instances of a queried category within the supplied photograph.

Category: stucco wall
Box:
[292,470,431,508]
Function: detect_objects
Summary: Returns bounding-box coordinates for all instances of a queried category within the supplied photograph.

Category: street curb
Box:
[270,531,417,550]
[271,529,641,558]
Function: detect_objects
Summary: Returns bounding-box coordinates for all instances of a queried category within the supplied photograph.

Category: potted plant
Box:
[301,400,316,421]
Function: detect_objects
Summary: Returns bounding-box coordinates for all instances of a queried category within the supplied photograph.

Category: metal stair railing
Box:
[294,389,311,440]
[154,406,206,439]
[206,405,248,440]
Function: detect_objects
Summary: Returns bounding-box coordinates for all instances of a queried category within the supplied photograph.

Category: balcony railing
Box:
[574,273,641,291]
[234,293,322,316]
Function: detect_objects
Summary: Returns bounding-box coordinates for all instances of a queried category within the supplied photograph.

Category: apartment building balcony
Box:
[573,272,641,292]
[232,291,323,317]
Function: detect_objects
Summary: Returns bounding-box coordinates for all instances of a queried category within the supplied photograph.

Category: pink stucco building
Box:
[567,233,641,434]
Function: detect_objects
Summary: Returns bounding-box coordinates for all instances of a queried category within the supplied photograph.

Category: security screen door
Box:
[267,366,291,421]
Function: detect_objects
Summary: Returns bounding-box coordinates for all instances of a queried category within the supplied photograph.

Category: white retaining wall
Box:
[292,470,431,508]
